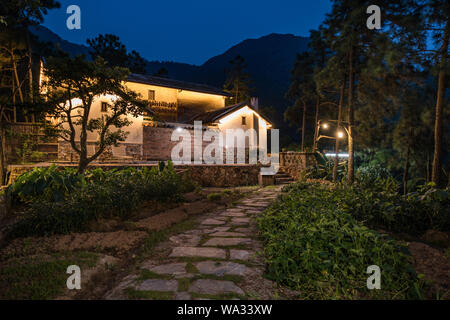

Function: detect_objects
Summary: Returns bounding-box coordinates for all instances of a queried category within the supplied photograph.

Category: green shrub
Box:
[207,193,222,202]
[305,152,347,181]
[338,181,449,235]
[6,165,85,204]
[7,165,186,238]
[257,182,423,299]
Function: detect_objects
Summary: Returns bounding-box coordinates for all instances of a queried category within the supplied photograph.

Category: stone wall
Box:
[279,152,316,180]
[143,127,180,160]
[6,163,261,187]
[57,142,141,162]
[143,126,250,162]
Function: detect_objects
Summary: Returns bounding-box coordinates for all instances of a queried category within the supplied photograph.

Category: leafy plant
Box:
[7,164,189,238]
[257,181,424,299]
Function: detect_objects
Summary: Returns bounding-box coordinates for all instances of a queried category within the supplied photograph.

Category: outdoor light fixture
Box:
[326,153,349,158]
[337,131,344,138]
[322,123,329,129]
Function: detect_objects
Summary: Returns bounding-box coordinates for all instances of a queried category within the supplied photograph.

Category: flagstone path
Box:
[105,185,290,300]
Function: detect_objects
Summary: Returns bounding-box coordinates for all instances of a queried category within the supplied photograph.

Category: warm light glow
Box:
[337,131,345,138]
[322,123,329,129]
[326,153,349,158]
[218,105,271,128]
[176,127,183,132]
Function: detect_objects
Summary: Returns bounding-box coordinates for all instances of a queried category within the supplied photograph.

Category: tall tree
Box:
[87,34,147,74]
[385,0,449,185]
[223,55,252,105]
[285,52,315,151]
[43,53,149,173]
[0,0,59,184]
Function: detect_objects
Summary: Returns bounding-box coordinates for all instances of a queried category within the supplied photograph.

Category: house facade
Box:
[57,73,273,163]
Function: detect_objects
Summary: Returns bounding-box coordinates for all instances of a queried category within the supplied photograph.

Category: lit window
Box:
[241,116,246,125]
[148,90,156,101]
[101,102,108,112]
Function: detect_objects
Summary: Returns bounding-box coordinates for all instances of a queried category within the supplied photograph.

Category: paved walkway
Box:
[105,186,286,300]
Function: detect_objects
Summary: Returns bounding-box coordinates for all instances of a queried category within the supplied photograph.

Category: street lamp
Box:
[337,131,344,139]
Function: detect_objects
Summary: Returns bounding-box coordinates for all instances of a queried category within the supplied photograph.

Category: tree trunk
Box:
[347,47,355,184]
[26,29,34,102]
[403,130,412,195]
[11,49,24,104]
[333,81,345,182]
[301,101,306,152]
[313,96,320,152]
[0,124,7,185]
[431,24,448,186]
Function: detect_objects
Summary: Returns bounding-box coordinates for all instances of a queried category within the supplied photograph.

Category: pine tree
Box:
[223,55,252,105]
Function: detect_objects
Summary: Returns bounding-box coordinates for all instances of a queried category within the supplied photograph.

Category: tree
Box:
[285,52,315,151]
[285,29,331,152]
[0,0,59,184]
[384,0,449,186]
[223,55,252,105]
[87,34,147,74]
[153,67,169,78]
[43,53,149,173]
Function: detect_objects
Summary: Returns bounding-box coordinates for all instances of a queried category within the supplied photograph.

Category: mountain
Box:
[32,26,310,143]
[31,25,91,57]
[146,33,310,111]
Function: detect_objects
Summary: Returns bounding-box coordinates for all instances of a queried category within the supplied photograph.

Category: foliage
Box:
[305,152,346,180]
[207,193,222,202]
[335,179,448,236]
[257,181,424,299]
[6,164,189,238]
[223,55,252,105]
[7,164,84,204]
[87,34,147,74]
[0,251,98,300]
[43,52,149,173]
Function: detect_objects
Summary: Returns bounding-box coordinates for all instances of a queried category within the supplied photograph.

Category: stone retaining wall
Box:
[6,163,260,187]
[279,152,316,180]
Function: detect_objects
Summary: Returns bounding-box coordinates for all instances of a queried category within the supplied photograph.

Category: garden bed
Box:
[257,181,449,300]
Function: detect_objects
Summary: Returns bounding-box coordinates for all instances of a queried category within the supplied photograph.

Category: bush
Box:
[6,165,85,204]
[338,181,449,236]
[257,182,423,299]
[7,164,187,238]
[207,193,222,202]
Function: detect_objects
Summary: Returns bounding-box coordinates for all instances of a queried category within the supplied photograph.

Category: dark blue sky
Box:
[43,0,332,65]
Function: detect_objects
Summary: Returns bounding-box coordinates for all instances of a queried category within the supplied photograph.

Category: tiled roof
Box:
[128,73,232,97]
[189,101,272,125]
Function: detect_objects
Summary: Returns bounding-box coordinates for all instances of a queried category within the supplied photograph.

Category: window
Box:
[101,102,108,113]
[148,90,156,101]
[241,116,246,125]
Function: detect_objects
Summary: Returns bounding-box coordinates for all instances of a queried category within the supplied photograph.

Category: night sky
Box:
[43,0,332,65]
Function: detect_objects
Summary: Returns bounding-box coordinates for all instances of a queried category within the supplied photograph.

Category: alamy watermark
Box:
[366,265,381,290]
[366,5,381,30]
[170,121,279,175]
[66,5,81,30]
[66,265,81,290]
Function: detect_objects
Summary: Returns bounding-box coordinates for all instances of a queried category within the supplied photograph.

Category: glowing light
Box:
[326,153,349,158]
[337,131,345,138]
[322,123,329,129]
[176,127,183,132]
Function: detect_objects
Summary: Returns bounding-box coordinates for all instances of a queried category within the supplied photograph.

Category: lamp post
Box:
[314,119,350,151]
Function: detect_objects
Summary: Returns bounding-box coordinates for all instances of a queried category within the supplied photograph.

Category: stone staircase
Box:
[274,170,295,185]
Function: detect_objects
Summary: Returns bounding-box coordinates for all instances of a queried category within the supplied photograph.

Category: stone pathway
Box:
[105,186,286,300]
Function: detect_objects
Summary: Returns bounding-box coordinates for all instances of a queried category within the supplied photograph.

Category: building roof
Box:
[128,73,232,97]
[189,101,272,126]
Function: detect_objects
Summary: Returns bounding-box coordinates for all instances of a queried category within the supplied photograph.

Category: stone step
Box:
[189,279,244,295]
[170,247,226,259]
[275,177,294,185]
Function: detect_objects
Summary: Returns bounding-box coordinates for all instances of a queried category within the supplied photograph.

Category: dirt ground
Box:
[408,241,450,298]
